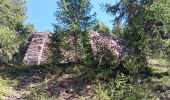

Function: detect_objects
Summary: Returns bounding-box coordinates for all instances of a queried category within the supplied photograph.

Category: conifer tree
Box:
[54,0,96,64]
[105,0,170,71]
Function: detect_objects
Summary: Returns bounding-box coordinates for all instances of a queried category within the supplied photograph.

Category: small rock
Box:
[66,88,74,94]
[0,66,5,71]
[86,85,91,89]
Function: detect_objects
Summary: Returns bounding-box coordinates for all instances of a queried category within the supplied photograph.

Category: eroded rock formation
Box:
[58,31,127,63]
[23,32,50,65]
[23,31,127,65]
[89,31,127,60]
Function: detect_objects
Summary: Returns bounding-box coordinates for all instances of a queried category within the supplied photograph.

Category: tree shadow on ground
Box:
[23,64,99,99]
[0,64,99,99]
[43,74,96,99]
[142,66,170,100]
[151,72,169,79]
[0,65,50,91]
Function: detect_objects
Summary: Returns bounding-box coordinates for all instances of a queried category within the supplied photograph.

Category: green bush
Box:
[94,73,157,100]
[93,21,111,34]
[0,26,18,63]
[122,57,140,75]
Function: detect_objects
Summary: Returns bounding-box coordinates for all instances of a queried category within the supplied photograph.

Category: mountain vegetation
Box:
[0,0,170,99]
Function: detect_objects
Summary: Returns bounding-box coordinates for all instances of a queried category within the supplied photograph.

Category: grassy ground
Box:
[148,59,170,99]
[0,76,17,100]
[0,59,169,100]
[0,64,100,100]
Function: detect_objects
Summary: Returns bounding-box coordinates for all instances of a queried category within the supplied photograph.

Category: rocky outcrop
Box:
[23,32,50,65]
[89,31,127,60]
[59,34,82,63]
[58,31,127,63]
[23,31,127,65]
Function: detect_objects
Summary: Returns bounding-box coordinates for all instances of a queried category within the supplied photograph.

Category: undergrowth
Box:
[0,58,169,100]
[93,73,158,100]
[0,76,17,100]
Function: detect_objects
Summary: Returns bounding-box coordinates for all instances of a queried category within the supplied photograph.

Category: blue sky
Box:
[25,0,116,32]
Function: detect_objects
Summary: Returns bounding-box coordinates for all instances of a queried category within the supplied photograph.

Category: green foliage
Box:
[93,21,111,34]
[94,73,157,100]
[0,75,17,100]
[147,0,170,30]
[96,47,116,67]
[0,0,30,64]
[112,21,123,37]
[55,0,95,31]
[0,0,30,41]
[123,57,140,75]
[21,23,36,39]
[11,23,36,65]
[105,0,170,68]
[23,81,49,100]
[81,31,94,65]
[51,25,65,64]
[54,0,96,64]
[0,0,27,30]
[0,26,18,63]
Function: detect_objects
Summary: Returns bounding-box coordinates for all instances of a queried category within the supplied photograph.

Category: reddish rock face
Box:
[58,31,127,63]
[23,32,50,65]
[23,31,127,65]
[88,31,127,60]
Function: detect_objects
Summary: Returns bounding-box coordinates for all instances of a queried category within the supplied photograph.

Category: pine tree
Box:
[55,0,95,31]
[112,21,123,37]
[105,0,170,71]
[93,20,111,35]
[54,0,96,64]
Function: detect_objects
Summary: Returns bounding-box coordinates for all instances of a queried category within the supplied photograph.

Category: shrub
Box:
[0,26,18,63]
[94,73,157,100]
